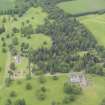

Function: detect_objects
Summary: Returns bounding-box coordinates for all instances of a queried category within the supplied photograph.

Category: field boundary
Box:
[70,9,105,17]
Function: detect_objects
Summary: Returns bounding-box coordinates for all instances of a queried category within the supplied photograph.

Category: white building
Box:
[70,71,87,87]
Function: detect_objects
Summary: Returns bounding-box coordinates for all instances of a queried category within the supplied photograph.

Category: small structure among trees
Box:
[14,55,21,64]
[70,71,88,87]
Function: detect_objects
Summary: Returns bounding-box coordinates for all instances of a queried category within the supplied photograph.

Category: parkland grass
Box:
[0,75,104,105]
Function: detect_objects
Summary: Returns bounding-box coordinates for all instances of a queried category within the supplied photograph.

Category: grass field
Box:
[0,75,67,105]
[79,14,105,46]
[58,0,105,15]
[0,0,15,11]
[0,75,104,105]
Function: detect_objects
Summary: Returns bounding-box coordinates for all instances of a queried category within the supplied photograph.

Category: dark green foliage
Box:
[12,37,19,45]
[64,83,82,95]
[38,75,46,84]
[62,95,75,104]
[101,98,105,105]
[25,83,32,90]
[0,25,5,34]
[12,27,19,33]
[36,90,46,101]
[10,91,17,97]
[40,86,47,92]
[10,62,16,71]
[25,0,100,75]
[21,24,34,36]
[6,0,104,75]
[63,82,82,104]
[15,98,26,105]
[26,74,32,80]
[5,78,12,87]
[5,99,12,105]
[52,75,59,80]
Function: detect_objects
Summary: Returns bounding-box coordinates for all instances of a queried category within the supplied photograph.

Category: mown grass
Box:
[79,14,105,46]
[57,0,105,15]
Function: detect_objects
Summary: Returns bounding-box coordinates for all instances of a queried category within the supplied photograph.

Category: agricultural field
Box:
[79,14,105,46]
[57,0,105,15]
[0,0,15,11]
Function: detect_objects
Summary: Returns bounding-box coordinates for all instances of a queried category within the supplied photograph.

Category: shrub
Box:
[52,75,58,80]
[51,101,57,105]
[62,95,75,104]
[10,91,17,97]
[26,74,31,80]
[14,98,26,105]
[5,98,12,105]
[38,75,46,84]
[101,98,105,105]
[5,78,12,87]
[25,83,32,90]
[64,82,82,95]
[17,80,22,85]
[36,91,46,101]
[40,86,47,92]
[2,47,7,53]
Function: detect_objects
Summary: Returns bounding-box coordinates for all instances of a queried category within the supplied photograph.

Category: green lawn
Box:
[57,0,105,15]
[79,14,105,46]
[0,75,105,105]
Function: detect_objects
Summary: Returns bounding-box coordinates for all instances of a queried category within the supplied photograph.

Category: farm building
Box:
[70,71,88,87]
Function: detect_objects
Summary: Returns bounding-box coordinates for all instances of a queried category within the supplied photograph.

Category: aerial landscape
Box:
[0,0,105,105]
